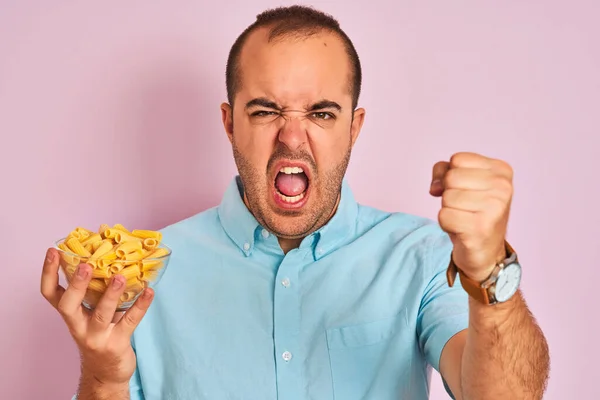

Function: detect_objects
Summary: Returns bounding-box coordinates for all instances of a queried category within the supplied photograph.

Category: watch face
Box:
[495,262,522,302]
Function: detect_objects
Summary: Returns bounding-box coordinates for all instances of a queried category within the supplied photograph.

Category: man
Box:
[41,5,550,400]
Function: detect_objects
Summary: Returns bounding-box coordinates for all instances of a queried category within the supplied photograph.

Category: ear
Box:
[221,102,234,144]
[350,107,366,147]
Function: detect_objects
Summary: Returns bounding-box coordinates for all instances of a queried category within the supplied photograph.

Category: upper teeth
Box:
[279,167,304,174]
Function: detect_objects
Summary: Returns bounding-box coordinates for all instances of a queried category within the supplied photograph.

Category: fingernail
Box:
[76,265,89,279]
[112,275,124,289]
[431,180,442,190]
[46,250,55,263]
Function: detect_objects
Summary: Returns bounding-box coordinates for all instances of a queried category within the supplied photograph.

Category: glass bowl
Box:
[54,236,171,311]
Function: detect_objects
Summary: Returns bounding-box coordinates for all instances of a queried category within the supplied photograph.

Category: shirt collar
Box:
[217,176,358,259]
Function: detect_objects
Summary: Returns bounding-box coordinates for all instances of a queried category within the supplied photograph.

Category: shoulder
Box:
[356,203,447,244]
[157,206,224,245]
[355,204,452,270]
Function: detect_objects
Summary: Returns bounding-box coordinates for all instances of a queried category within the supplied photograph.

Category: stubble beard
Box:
[231,142,351,239]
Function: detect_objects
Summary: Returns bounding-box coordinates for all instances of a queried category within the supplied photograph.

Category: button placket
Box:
[273,250,304,398]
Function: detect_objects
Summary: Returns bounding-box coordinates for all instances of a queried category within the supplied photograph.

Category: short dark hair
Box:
[225,5,362,110]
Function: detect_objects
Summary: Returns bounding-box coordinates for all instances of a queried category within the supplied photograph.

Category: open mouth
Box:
[273,165,310,207]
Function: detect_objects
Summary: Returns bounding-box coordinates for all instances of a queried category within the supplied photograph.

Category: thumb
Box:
[430,161,449,197]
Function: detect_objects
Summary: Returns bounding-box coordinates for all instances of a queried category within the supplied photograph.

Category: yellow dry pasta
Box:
[120,290,139,303]
[66,237,91,257]
[102,228,118,239]
[123,249,146,265]
[147,248,169,259]
[89,242,114,269]
[140,259,163,271]
[98,224,110,235]
[126,278,144,291]
[76,226,93,235]
[90,241,114,259]
[92,268,112,279]
[113,223,131,233]
[114,231,143,244]
[75,228,90,241]
[57,223,169,309]
[132,229,162,241]
[109,262,124,274]
[81,233,102,246]
[120,264,141,282]
[140,269,159,282]
[92,239,109,252]
[116,241,143,258]
[88,279,107,292]
[65,231,81,242]
[58,243,80,266]
[97,251,118,268]
[142,238,158,251]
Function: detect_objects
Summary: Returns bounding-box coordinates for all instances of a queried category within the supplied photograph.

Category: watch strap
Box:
[447,257,492,304]
[446,241,515,305]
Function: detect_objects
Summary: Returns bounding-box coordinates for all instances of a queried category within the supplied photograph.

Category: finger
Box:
[490,158,514,180]
[41,248,66,308]
[444,168,496,191]
[57,263,92,324]
[442,189,489,212]
[438,207,477,235]
[114,288,155,338]
[449,152,493,169]
[430,161,450,197]
[88,275,127,334]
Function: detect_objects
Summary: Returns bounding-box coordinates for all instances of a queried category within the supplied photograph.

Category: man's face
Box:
[221,28,365,239]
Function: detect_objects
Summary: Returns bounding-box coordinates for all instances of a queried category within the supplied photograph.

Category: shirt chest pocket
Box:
[325,312,410,400]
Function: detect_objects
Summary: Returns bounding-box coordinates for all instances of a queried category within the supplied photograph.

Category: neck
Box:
[243,192,342,255]
[278,237,303,254]
[278,192,341,254]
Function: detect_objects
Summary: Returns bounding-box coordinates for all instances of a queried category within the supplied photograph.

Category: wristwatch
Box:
[446,241,522,305]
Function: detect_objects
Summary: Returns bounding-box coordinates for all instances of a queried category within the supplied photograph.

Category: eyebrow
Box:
[308,100,342,112]
[244,97,342,112]
[245,97,281,110]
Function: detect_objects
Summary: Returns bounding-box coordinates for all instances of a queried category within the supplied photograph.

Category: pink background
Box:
[1,1,598,399]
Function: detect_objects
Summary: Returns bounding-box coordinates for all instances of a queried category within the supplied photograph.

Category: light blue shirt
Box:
[124,177,469,399]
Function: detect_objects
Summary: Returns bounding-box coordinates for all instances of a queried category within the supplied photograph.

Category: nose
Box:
[277,113,308,152]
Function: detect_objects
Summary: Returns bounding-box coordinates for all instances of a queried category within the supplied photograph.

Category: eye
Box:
[311,112,334,120]
[251,110,279,117]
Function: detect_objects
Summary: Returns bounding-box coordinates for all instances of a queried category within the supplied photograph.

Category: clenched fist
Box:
[430,152,514,282]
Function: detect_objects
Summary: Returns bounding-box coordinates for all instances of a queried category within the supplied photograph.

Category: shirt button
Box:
[281,278,290,288]
[261,229,269,238]
[282,351,292,362]
[243,242,250,251]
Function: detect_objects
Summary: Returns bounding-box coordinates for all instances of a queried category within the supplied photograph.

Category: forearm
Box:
[77,370,130,400]
[461,291,549,400]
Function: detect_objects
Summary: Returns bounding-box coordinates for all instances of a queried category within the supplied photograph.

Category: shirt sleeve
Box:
[417,231,469,373]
